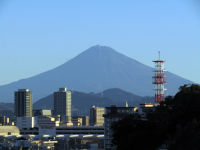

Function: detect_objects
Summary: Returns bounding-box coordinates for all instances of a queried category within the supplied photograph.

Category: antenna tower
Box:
[153,51,167,103]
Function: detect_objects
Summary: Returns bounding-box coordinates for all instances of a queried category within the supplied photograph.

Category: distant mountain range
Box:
[0,45,192,103]
[1,88,152,115]
[34,88,154,114]
[0,103,14,111]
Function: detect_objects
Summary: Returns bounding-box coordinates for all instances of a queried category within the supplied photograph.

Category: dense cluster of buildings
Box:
[0,87,155,149]
[0,52,167,149]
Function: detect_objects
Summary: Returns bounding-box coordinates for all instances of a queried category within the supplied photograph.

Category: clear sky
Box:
[0,0,200,85]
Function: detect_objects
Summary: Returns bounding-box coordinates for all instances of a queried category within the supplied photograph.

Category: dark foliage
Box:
[112,84,200,150]
[112,115,168,150]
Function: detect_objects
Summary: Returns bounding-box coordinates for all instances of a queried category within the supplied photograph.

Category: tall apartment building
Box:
[14,89,32,117]
[54,88,72,123]
[90,106,105,126]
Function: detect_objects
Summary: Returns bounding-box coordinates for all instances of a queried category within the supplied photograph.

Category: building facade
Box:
[103,105,137,150]
[90,106,105,126]
[54,88,72,123]
[82,116,89,126]
[14,89,32,117]
[38,116,58,136]
[33,109,52,116]
[16,117,35,130]
[0,116,10,125]
[139,103,154,119]
[0,126,20,136]
[72,116,83,126]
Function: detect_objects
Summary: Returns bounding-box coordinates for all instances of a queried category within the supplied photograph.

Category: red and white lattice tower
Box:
[153,51,167,103]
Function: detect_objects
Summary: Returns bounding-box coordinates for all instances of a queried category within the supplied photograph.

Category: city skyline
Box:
[1,1,200,149]
[0,0,200,85]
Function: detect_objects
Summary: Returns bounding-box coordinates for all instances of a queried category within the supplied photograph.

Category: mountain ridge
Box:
[1,88,149,115]
[0,45,192,102]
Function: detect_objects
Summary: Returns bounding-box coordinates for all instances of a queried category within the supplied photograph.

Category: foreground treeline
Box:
[112,84,200,150]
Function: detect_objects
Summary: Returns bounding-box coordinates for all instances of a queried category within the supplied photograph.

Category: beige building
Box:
[90,106,105,126]
[0,126,20,136]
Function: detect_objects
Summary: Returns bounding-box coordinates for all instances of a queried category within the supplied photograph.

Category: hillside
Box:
[0,88,154,115]
[0,45,192,102]
[33,91,114,115]
[33,88,153,114]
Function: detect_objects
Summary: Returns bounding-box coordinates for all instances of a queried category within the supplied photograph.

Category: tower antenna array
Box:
[153,51,167,103]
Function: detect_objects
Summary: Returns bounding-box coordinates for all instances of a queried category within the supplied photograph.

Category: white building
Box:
[16,117,36,130]
[38,116,58,136]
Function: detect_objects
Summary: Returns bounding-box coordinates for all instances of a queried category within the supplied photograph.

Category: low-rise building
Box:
[139,103,154,119]
[82,116,89,126]
[0,126,20,136]
[72,116,83,126]
[37,116,58,136]
[72,116,89,126]
[90,106,105,126]
[103,105,137,150]
[33,109,52,116]
[16,117,35,130]
[0,116,10,125]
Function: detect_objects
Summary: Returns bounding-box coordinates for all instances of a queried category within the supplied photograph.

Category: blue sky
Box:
[0,0,200,85]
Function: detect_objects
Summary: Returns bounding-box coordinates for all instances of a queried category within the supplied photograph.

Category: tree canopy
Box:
[112,84,200,150]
